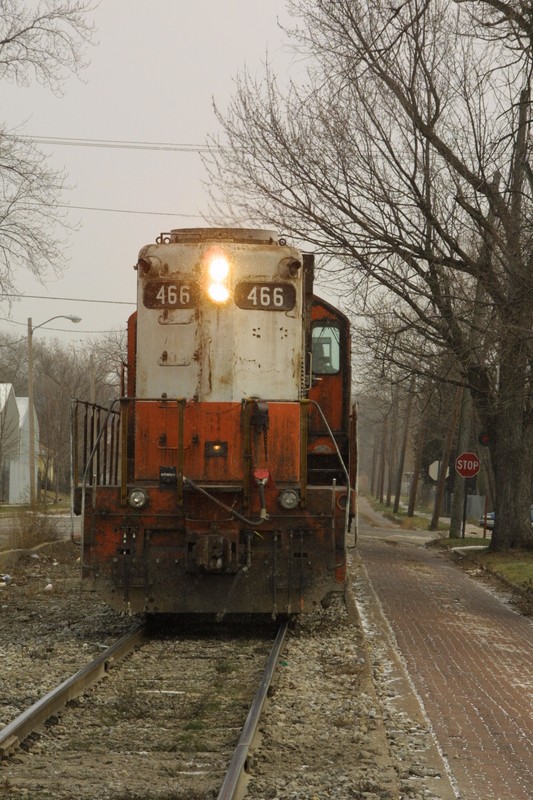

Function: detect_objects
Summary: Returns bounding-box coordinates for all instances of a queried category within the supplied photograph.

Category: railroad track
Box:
[0,617,288,800]
[0,622,147,759]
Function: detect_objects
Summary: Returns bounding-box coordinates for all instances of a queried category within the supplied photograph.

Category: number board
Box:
[143,281,199,309]
[234,282,296,311]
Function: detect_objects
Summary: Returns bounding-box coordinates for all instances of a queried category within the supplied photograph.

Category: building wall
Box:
[0,387,39,504]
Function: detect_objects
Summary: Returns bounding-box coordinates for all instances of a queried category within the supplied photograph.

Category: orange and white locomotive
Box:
[73,227,356,615]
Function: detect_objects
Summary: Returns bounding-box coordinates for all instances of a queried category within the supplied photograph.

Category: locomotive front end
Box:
[74,227,354,615]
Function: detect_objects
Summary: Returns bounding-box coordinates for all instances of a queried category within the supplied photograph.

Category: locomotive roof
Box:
[166,227,279,244]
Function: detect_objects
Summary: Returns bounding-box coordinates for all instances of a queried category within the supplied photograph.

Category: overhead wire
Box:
[0,316,124,335]
[0,294,134,335]
[56,203,202,217]
[15,135,216,217]
[0,293,134,305]
[20,135,213,153]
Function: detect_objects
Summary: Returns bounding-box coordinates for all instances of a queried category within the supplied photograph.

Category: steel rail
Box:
[0,623,147,756]
[217,619,289,800]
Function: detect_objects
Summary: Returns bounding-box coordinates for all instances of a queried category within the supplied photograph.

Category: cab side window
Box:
[312,322,341,374]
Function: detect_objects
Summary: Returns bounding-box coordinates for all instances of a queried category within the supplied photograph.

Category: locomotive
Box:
[72,227,356,615]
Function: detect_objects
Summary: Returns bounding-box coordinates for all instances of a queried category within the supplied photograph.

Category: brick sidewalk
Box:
[358,514,533,800]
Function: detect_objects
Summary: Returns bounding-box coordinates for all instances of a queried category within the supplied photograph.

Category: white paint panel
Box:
[134,230,303,401]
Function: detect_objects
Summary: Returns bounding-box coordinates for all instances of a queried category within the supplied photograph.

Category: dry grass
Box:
[472,550,533,591]
[1,509,63,551]
[369,499,449,532]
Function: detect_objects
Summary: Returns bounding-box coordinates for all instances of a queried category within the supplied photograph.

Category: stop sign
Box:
[455,451,480,478]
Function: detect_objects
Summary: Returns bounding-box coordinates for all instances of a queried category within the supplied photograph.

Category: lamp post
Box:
[27,315,82,506]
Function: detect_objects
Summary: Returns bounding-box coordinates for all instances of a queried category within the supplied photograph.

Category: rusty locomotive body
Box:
[73,228,356,615]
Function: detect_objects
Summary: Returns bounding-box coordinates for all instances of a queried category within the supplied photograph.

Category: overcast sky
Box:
[1,1,297,346]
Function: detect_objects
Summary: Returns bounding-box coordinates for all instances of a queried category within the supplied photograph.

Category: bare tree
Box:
[35,330,124,495]
[0,325,124,499]
[86,329,127,402]
[206,0,533,550]
[0,331,27,391]
[0,1,95,297]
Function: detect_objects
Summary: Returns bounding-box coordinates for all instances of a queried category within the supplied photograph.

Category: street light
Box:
[27,315,82,506]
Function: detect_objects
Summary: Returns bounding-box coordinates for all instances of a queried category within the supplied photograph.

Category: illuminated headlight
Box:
[206,253,231,303]
[279,488,300,510]
[207,283,230,303]
[128,488,148,508]
[208,256,230,282]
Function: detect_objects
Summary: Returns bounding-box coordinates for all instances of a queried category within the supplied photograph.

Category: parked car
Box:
[478,506,533,530]
[478,511,495,530]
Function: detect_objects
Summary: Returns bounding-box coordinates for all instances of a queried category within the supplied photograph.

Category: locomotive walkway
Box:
[356,498,533,800]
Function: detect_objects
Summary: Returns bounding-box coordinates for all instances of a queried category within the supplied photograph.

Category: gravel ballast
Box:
[0,538,453,799]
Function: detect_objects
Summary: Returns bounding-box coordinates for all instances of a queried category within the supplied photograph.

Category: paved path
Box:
[357,499,533,800]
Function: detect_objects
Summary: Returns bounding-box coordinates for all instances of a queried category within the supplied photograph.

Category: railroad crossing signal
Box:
[455,451,481,478]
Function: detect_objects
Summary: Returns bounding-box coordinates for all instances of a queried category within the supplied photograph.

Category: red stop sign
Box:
[455,451,480,478]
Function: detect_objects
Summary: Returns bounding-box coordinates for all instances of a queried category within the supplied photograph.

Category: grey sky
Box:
[1,1,295,345]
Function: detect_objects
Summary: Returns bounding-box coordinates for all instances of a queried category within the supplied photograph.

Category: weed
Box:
[2,508,63,551]
[214,658,235,675]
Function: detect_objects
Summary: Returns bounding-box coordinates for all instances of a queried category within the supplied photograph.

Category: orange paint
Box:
[133,400,301,483]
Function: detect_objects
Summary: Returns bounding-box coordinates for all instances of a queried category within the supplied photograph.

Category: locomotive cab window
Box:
[312,322,341,374]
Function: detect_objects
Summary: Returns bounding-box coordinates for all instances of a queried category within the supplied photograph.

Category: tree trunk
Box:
[386,386,399,507]
[430,387,462,531]
[378,417,387,504]
[407,411,427,517]
[370,434,378,496]
[393,380,414,513]
[450,389,474,538]
[490,354,533,550]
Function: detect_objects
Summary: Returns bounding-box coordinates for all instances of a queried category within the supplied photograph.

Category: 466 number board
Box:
[143,281,296,311]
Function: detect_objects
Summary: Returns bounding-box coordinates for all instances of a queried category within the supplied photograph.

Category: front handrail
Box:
[71,395,352,539]
[308,399,352,534]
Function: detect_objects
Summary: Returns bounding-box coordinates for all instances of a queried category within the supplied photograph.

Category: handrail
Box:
[71,395,352,536]
[308,399,352,535]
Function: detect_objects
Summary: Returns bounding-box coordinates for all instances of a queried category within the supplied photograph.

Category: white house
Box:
[0,384,39,504]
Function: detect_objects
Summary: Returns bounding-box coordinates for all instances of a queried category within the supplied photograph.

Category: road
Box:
[356,497,533,800]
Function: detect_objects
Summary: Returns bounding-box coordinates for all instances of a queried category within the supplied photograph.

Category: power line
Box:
[0,317,119,334]
[17,135,217,218]
[21,135,213,153]
[0,293,135,306]
[57,203,203,218]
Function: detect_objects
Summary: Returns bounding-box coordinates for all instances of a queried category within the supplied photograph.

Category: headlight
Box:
[208,255,230,282]
[128,488,148,508]
[207,283,230,303]
[206,252,231,303]
[279,488,299,510]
